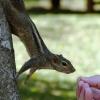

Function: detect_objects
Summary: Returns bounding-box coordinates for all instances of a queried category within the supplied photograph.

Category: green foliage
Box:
[18,74,76,100]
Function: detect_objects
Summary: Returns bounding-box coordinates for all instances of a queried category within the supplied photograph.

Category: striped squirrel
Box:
[0,0,75,83]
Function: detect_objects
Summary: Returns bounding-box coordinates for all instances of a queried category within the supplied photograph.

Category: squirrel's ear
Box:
[51,56,59,63]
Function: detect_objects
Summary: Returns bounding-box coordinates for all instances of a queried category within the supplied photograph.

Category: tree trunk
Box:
[51,0,60,9]
[87,0,94,12]
[0,2,20,100]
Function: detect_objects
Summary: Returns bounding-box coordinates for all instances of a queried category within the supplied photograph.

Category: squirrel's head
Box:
[51,54,75,74]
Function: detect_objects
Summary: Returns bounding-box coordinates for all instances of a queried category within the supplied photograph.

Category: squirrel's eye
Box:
[62,61,67,66]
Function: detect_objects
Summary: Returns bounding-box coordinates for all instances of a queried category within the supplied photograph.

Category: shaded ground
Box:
[19,74,76,100]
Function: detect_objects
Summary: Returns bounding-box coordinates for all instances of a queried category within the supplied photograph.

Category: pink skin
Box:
[76,75,100,100]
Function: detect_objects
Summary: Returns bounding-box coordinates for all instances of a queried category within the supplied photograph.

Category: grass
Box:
[18,74,76,100]
[12,13,100,100]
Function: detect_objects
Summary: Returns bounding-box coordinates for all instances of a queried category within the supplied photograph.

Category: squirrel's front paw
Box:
[14,72,19,80]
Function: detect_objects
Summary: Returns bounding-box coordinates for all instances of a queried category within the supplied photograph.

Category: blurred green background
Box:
[12,0,100,100]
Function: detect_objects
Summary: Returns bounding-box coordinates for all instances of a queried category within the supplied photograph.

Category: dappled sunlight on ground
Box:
[18,74,76,100]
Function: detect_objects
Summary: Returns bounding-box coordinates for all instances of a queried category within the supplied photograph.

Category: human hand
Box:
[76,75,100,100]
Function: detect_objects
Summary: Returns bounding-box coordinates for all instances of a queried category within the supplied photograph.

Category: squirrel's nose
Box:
[71,67,76,73]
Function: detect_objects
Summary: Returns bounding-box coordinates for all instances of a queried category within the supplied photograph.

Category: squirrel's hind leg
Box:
[24,68,36,84]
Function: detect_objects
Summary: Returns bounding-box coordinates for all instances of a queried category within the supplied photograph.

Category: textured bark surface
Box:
[0,3,20,100]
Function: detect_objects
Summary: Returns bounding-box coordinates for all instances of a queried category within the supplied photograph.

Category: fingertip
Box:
[80,75,100,89]
[77,76,83,82]
[78,80,84,86]
[83,83,89,88]
[77,80,85,92]
[81,83,93,100]
[79,82,92,100]
[84,86,93,100]
[79,83,85,100]
[76,80,85,99]
[78,77,90,84]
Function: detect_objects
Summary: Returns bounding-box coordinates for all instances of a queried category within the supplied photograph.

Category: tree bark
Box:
[0,2,20,100]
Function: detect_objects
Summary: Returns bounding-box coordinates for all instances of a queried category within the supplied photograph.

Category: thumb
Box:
[77,75,100,89]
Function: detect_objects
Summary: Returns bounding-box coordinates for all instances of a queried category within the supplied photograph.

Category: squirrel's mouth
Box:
[71,68,76,73]
[66,72,70,74]
[63,71,71,74]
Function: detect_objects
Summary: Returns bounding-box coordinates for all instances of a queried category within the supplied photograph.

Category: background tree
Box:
[87,0,94,12]
[51,0,60,9]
